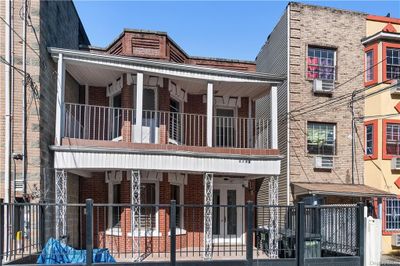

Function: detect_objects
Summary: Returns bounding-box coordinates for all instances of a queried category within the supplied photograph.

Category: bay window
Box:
[307,122,336,155]
[307,47,336,80]
[387,48,400,80]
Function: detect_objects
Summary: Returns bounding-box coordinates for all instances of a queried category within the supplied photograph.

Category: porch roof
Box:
[292,182,395,198]
[48,47,285,99]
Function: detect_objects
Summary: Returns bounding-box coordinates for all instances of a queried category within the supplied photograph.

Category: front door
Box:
[212,183,244,243]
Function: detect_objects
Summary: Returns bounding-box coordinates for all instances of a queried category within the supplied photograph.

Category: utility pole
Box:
[350,91,356,185]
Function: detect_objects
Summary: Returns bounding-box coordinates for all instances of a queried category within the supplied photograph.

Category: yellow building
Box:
[363,15,400,254]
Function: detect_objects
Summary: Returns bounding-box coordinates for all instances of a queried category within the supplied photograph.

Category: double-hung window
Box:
[170,184,183,229]
[139,183,156,230]
[365,50,374,82]
[307,47,336,80]
[386,48,400,80]
[307,122,336,155]
[385,198,400,231]
[386,123,400,156]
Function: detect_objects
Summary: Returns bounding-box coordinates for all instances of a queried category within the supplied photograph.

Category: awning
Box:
[292,182,396,198]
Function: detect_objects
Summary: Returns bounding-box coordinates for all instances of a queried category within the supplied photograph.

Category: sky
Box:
[74,1,400,61]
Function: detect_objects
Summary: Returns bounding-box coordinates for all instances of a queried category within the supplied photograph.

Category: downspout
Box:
[22,0,28,198]
[286,4,291,205]
[4,0,12,205]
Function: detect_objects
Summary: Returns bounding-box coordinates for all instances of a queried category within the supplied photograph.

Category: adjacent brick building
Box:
[256,2,389,205]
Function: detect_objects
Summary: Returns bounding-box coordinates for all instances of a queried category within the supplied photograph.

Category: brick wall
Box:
[287,3,366,189]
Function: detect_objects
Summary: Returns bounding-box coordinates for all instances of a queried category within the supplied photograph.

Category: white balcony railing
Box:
[64,103,269,149]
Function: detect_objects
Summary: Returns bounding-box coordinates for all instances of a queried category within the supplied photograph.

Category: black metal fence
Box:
[0,200,364,266]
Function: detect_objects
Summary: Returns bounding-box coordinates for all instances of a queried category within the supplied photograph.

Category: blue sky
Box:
[74,1,400,61]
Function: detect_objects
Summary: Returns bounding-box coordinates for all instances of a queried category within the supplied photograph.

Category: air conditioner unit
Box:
[314,156,334,169]
[391,157,400,170]
[392,234,400,247]
[313,79,334,94]
[390,80,400,95]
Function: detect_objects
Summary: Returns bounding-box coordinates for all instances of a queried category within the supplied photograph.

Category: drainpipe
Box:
[351,91,356,185]
[22,0,27,198]
[4,0,12,205]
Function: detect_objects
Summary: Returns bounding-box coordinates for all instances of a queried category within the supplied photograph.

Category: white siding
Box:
[255,9,289,205]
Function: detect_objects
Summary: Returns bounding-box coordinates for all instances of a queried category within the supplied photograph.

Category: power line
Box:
[289,57,387,116]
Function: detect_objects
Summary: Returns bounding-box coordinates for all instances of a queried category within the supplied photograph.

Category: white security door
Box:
[212,183,244,244]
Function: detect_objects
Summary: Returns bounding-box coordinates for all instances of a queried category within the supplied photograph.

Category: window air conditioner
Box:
[391,157,400,170]
[390,80,400,95]
[392,234,400,247]
[314,156,334,169]
[313,79,334,94]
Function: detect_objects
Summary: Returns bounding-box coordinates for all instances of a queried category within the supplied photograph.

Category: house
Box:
[255,2,390,205]
[362,15,400,253]
[48,28,284,258]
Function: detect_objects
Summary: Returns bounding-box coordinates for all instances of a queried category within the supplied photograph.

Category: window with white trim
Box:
[307,47,336,80]
[386,198,400,230]
[387,48,400,80]
[307,122,336,155]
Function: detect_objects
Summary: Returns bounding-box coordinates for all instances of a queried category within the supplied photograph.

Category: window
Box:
[386,198,400,231]
[386,48,400,80]
[307,47,336,80]
[365,50,374,82]
[111,184,122,227]
[139,183,156,230]
[215,108,235,147]
[170,184,182,228]
[365,124,374,155]
[307,122,336,155]
[169,98,182,144]
[386,123,400,156]
[364,120,378,160]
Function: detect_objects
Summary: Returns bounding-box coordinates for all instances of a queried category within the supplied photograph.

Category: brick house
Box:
[0,0,90,246]
[256,2,390,205]
[48,28,284,258]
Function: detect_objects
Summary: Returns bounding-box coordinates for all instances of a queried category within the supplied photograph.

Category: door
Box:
[212,183,244,243]
[169,98,182,144]
[139,88,159,143]
[111,93,122,140]
[215,108,235,147]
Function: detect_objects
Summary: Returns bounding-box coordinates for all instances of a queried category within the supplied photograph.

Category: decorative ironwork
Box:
[268,175,279,258]
[130,170,141,261]
[55,169,67,242]
[203,173,213,260]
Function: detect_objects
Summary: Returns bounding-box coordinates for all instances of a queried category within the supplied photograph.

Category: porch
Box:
[49,47,283,153]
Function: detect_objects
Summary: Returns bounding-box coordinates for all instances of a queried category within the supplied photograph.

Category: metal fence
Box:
[0,201,364,266]
[64,103,270,149]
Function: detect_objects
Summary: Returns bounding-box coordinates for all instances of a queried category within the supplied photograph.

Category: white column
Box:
[55,169,67,241]
[203,173,213,260]
[55,53,65,146]
[130,170,141,261]
[134,73,144,143]
[270,85,278,149]
[206,83,214,147]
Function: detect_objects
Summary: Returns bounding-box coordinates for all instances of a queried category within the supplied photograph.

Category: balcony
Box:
[64,103,270,150]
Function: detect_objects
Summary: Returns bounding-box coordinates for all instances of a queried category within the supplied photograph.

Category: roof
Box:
[361,31,400,45]
[292,182,395,198]
[48,47,285,84]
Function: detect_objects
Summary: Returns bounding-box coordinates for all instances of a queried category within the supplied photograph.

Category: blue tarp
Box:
[37,238,116,264]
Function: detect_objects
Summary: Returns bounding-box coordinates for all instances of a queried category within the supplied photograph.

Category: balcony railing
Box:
[64,103,269,149]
